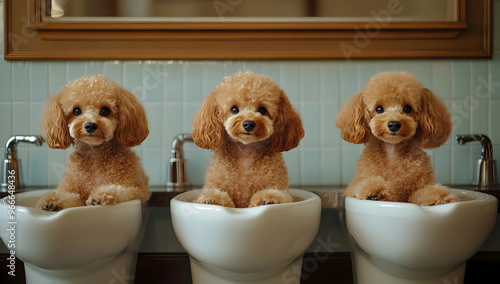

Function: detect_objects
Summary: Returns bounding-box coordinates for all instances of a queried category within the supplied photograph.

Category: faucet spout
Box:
[5,135,44,160]
[456,134,496,187]
[2,135,45,192]
[167,134,193,191]
[170,134,193,159]
[456,134,492,159]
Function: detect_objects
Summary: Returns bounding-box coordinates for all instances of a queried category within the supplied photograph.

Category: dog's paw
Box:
[43,203,61,211]
[36,191,83,211]
[409,185,460,206]
[197,198,235,207]
[356,190,401,202]
[366,194,384,201]
[345,177,400,202]
[86,193,118,206]
[86,185,125,206]
[196,188,235,207]
[248,189,293,207]
[351,188,390,201]
[85,184,137,206]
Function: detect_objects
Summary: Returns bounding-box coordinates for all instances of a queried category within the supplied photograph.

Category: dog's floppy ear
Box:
[192,91,225,150]
[335,91,370,144]
[270,91,305,152]
[42,92,73,149]
[417,88,452,148]
[114,87,149,147]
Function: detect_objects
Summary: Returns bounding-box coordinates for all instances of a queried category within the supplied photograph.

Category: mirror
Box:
[5,0,492,60]
[51,0,458,20]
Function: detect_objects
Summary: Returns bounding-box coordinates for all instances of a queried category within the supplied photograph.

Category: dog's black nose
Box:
[387,121,401,132]
[242,120,256,131]
[84,123,98,133]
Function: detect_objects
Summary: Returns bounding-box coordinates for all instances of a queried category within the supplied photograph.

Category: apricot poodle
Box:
[335,71,459,206]
[36,75,151,211]
[192,71,305,208]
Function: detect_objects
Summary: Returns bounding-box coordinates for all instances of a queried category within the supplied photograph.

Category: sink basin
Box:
[0,189,145,284]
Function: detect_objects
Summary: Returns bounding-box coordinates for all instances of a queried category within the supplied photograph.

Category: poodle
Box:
[192,71,305,208]
[335,71,459,206]
[36,75,151,211]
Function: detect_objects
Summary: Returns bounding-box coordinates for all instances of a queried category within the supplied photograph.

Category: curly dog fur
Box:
[192,71,305,208]
[36,75,151,211]
[335,71,459,206]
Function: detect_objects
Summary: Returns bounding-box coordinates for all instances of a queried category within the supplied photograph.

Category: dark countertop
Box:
[0,185,499,254]
[1,184,498,208]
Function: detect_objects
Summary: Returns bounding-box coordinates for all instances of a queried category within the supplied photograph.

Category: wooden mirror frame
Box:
[4,0,492,60]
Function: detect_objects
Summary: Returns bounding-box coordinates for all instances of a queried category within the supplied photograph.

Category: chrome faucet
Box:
[1,135,44,192]
[456,134,497,187]
[167,133,193,191]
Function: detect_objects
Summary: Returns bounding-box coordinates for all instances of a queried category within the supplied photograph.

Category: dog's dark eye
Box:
[100,107,111,116]
[73,107,82,116]
[258,107,266,115]
[403,105,412,113]
[375,106,384,114]
[231,106,239,114]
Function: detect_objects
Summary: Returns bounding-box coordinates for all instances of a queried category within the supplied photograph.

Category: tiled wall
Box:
[1,1,499,188]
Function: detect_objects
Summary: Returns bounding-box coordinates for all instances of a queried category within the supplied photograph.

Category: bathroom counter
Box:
[0,186,499,283]
[1,184,497,209]
[453,184,500,206]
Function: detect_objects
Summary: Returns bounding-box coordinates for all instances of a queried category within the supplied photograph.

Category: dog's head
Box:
[42,75,149,149]
[192,71,304,152]
[335,71,451,148]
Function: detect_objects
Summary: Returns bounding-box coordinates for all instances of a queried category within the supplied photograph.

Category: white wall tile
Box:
[0,60,11,102]
[321,147,341,185]
[2,56,500,187]
[301,148,321,185]
[67,62,85,82]
[431,60,452,100]
[85,62,104,76]
[142,62,165,102]
[30,62,48,101]
[452,61,471,100]
[103,61,123,84]
[301,102,321,147]
[0,57,500,185]
[0,103,12,143]
[12,62,29,101]
[183,62,204,102]
[339,62,358,104]
[48,62,67,94]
